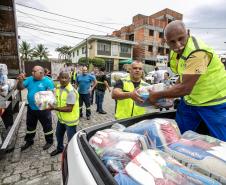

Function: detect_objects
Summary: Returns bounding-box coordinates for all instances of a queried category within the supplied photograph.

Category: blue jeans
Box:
[96,90,105,112]
[56,121,77,151]
[176,99,226,141]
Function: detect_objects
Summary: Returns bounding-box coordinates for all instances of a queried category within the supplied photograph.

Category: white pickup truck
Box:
[60,110,223,185]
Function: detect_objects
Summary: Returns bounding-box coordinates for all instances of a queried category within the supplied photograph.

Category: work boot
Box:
[99,111,107,114]
[43,142,53,150]
[50,149,63,156]
[21,141,34,151]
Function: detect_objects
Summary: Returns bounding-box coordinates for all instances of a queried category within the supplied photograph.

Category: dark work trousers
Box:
[25,106,53,144]
[56,121,77,151]
[96,89,105,112]
[79,93,91,117]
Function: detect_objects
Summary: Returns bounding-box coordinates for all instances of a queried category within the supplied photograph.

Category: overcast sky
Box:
[15,0,226,58]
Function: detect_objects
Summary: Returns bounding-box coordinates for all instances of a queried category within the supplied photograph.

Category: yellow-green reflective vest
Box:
[55,83,79,126]
[115,76,148,120]
[70,71,77,81]
[170,36,226,106]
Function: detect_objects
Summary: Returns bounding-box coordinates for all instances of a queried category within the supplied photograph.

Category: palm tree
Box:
[19,41,33,61]
[32,44,49,60]
[55,46,72,60]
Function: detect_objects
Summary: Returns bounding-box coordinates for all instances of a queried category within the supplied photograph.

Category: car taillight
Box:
[61,145,68,185]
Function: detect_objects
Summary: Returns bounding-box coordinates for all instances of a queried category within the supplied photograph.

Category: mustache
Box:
[174,46,185,52]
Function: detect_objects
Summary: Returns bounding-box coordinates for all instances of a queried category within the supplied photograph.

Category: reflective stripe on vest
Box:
[56,84,79,126]
[170,36,226,106]
[97,81,105,84]
[115,76,148,120]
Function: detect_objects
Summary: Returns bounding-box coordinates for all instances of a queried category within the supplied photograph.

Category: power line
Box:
[16,9,109,34]
[20,28,69,46]
[18,21,91,36]
[19,25,85,40]
[16,3,116,30]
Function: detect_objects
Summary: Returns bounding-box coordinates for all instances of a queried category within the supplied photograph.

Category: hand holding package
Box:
[34,91,55,110]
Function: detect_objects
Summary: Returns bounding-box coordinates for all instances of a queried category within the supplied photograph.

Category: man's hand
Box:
[130,90,144,103]
[46,103,55,111]
[148,89,161,107]
[17,73,26,81]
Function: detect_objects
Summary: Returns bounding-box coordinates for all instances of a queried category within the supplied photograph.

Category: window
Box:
[97,41,111,56]
[159,32,164,39]
[129,34,134,41]
[82,47,86,54]
[120,44,131,57]
[158,47,164,55]
[149,30,154,36]
[77,50,79,56]
[97,41,110,52]
[148,45,153,52]
[166,48,170,54]
[120,44,131,54]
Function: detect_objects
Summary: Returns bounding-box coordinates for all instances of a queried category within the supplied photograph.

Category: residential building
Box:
[70,35,136,72]
[112,8,183,67]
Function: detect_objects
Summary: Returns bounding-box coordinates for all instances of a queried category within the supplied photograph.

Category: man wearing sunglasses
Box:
[112,61,147,120]
[17,65,54,150]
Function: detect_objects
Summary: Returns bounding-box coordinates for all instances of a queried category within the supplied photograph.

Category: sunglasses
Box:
[132,67,143,70]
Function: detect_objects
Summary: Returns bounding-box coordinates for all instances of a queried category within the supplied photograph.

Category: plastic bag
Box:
[136,83,174,108]
[34,91,55,110]
[89,129,149,174]
[125,149,221,185]
[166,131,226,183]
[0,64,8,75]
[125,118,181,150]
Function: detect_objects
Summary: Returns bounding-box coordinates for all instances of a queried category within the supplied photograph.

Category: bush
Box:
[78,57,91,66]
[92,58,105,67]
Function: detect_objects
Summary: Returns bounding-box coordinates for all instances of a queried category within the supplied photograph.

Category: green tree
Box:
[19,41,33,61]
[92,58,105,67]
[55,45,72,60]
[78,57,92,66]
[32,44,49,60]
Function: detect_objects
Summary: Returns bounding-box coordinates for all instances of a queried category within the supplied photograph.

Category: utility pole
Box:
[86,38,88,65]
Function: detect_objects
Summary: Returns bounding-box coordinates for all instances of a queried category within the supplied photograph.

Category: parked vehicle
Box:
[61,110,211,185]
[0,0,23,155]
[110,71,129,86]
[144,73,154,84]
[170,75,179,85]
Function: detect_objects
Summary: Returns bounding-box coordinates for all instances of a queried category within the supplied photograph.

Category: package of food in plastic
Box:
[89,129,149,174]
[34,91,55,110]
[136,83,173,108]
[0,84,9,97]
[0,64,8,76]
[114,172,140,185]
[111,123,126,131]
[124,118,181,150]
[166,131,226,184]
[7,79,16,91]
[125,149,221,185]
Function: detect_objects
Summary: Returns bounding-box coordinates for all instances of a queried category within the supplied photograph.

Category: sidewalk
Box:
[0,90,115,185]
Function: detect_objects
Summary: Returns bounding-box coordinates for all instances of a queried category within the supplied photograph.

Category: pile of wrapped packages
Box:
[89,118,226,184]
[0,64,16,97]
[34,91,55,110]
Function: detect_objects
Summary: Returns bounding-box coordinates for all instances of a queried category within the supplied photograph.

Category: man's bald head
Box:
[32,66,44,80]
[33,65,44,72]
[164,20,186,38]
[164,20,188,54]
